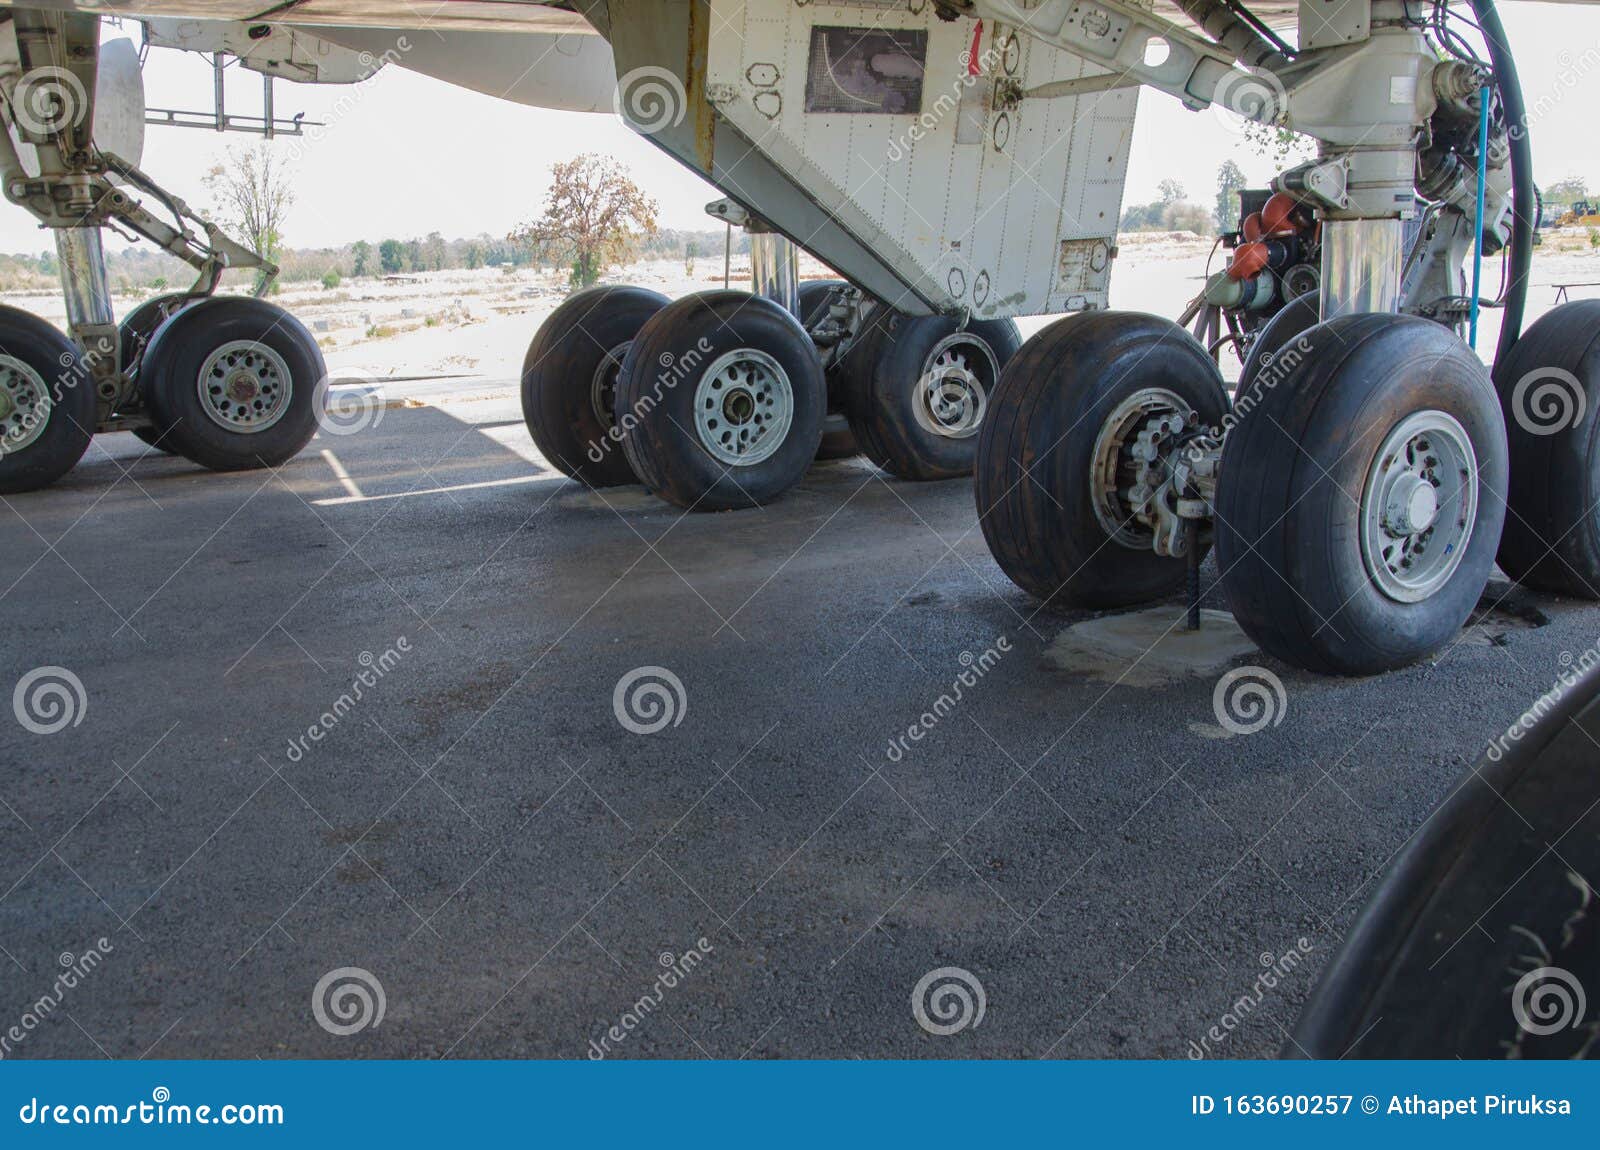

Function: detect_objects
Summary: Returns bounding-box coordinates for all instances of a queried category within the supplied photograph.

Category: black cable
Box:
[1470,0,1533,361]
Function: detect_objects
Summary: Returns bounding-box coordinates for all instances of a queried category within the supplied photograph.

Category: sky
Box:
[0,4,1595,256]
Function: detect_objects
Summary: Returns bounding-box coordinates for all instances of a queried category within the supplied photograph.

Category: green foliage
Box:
[378,239,405,274]
[1215,160,1248,232]
[321,270,341,290]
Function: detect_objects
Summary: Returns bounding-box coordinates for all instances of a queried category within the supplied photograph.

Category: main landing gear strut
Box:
[0,11,325,495]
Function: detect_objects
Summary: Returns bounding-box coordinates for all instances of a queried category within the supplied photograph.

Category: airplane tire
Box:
[616,290,824,511]
[798,280,859,461]
[974,312,1228,608]
[1289,664,1600,1058]
[1214,315,1507,675]
[141,296,326,472]
[121,293,192,454]
[1237,292,1319,398]
[843,311,1021,480]
[1491,299,1600,597]
[0,305,96,494]
[520,284,668,487]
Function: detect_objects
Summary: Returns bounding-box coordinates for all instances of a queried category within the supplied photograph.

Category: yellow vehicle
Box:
[1558,199,1600,226]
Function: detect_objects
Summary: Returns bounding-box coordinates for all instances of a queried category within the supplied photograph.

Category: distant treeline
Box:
[0,226,747,294]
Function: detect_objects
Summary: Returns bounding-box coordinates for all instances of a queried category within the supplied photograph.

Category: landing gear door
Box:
[705,1,1134,317]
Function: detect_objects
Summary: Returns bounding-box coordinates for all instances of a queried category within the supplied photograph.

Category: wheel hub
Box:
[0,355,51,454]
[692,348,794,467]
[197,341,293,434]
[913,334,998,440]
[1361,410,1478,604]
[1090,388,1196,551]
[1382,472,1439,536]
[590,340,631,428]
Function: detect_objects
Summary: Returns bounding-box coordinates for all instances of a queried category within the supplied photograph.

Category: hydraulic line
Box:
[1469,0,1533,361]
[1173,0,1290,71]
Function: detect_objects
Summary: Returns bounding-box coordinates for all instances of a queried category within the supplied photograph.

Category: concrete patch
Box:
[1043,606,1258,688]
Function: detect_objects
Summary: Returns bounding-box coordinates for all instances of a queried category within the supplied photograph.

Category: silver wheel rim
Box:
[591,340,632,428]
[1361,409,1478,603]
[913,333,997,440]
[197,341,293,433]
[0,355,52,454]
[1089,387,1192,550]
[692,348,794,467]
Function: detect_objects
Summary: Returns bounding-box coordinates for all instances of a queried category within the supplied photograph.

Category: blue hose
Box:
[1469,83,1490,350]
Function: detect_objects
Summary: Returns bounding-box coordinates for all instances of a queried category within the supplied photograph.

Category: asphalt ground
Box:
[0,380,1586,1059]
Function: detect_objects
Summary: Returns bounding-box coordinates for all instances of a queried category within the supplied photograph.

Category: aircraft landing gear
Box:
[1491,299,1600,597]
[0,15,322,491]
[615,290,825,511]
[973,312,1230,609]
[797,280,859,462]
[842,311,1021,482]
[519,284,669,487]
[0,305,96,495]
[1214,315,1507,675]
[120,293,193,454]
[138,297,327,473]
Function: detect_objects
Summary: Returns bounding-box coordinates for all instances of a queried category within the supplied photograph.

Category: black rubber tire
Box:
[798,280,860,461]
[974,312,1229,608]
[520,284,668,487]
[141,295,326,472]
[1290,664,1600,1058]
[1236,292,1319,398]
[616,290,825,511]
[1491,299,1600,597]
[120,293,193,454]
[842,311,1021,480]
[1213,314,1507,675]
[0,305,96,494]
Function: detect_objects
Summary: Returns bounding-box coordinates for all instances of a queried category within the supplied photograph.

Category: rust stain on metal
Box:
[687,0,714,173]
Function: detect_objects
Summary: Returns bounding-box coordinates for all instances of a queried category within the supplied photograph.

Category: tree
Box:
[423,231,447,272]
[1545,176,1590,208]
[351,240,372,277]
[203,144,294,293]
[464,242,483,270]
[510,154,659,290]
[1215,160,1247,232]
[1157,179,1186,205]
[378,239,405,274]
